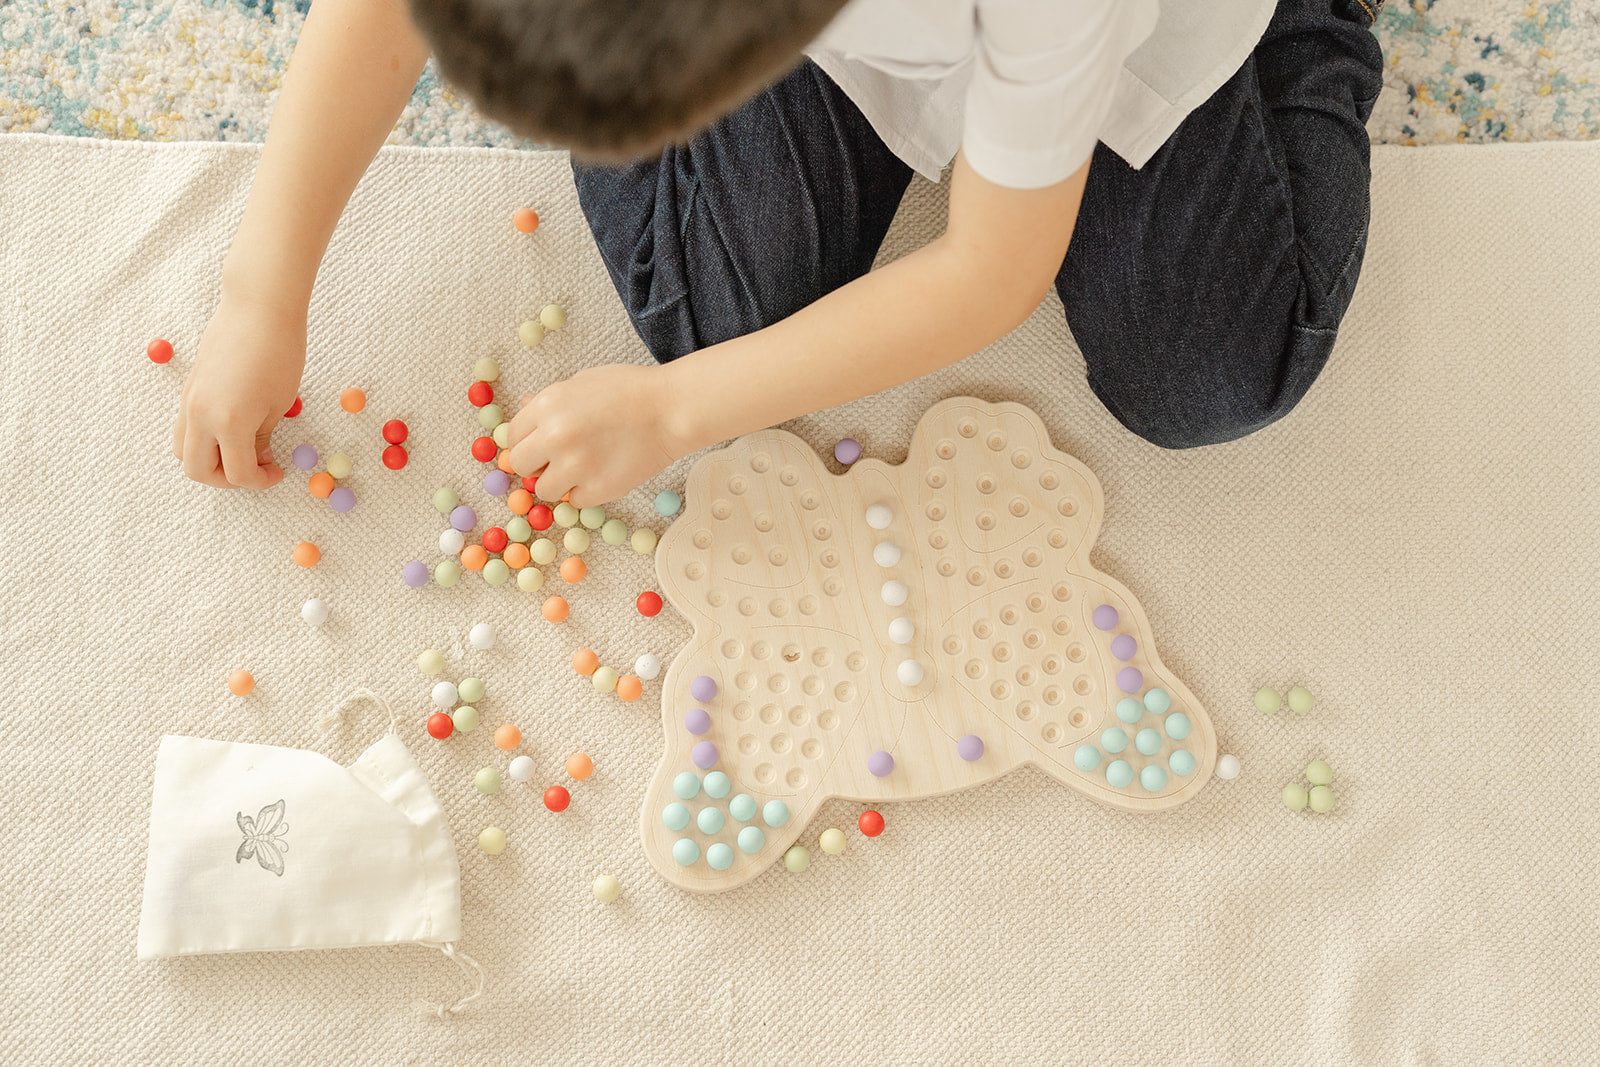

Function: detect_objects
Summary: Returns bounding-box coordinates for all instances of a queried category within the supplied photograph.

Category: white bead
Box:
[887,616,914,644]
[897,659,924,686]
[469,623,495,650]
[872,541,901,567]
[865,503,893,530]
[1215,754,1241,780]
[431,681,458,709]
[880,580,908,606]
[439,528,465,555]
[508,755,535,782]
[301,598,329,626]
[634,653,662,681]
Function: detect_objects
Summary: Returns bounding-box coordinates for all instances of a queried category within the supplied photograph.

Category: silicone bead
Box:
[452,705,479,732]
[478,827,507,855]
[1135,728,1162,755]
[417,649,445,675]
[473,356,500,382]
[896,660,924,686]
[542,596,569,622]
[339,388,365,413]
[887,617,914,644]
[402,561,428,588]
[572,649,599,676]
[495,724,521,750]
[433,488,459,514]
[530,538,558,565]
[684,708,711,735]
[328,487,355,513]
[458,677,485,703]
[301,598,329,626]
[507,755,534,782]
[1069,746,1100,773]
[483,469,510,496]
[672,839,699,866]
[689,676,718,702]
[470,437,496,463]
[1308,785,1336,813]
[601,519,628,545]
[327,453,352,479]
[467,381,494,407]
[591,666,618,693]
[1116,698,1144,723]
[578,506,605,529]
[691,741,719,769]
[1287,686,1314,714]
[1092,605,1119,630]
[293,542,320,568]
[697,807,725,834]
[308,473,334,498]
[478,403,503,431]
[1254,687,1282,714]
[880,580,908,606]
[784,846,811,872]
[518,319,545,346]
[1144,688,1172,714]
[482,560,510,586]
[956,734,984,761]
[705,843,734,871]
[227,670,254,696]
[819,828,846,855]
[474,768,501,794]
[512,208,538,233]
[1140,765,1168,792]
[553,503,580,527]
[737,827,765,854]
[1165,713,1192,741]
[637,591,663,617]
[834,438,860,464]
[292,445,318,470]
[865,503,892,529]
[592,875,621,903]
[1282,784,1309,811]
[729,794,756,822]
[655,490,682,517]
[147,338,174,364]
[1215,754,1241,780]
[426,713,453,740]
[631,528,658,554]
[434,561,460,587]
[439,529,465,555]
[662,803,690,831]
[873,542,902,567]
[542,785,572,812]
[634,653,662,680]
[539,304,566,330]
[1110,634,1137,660]
[382,445,408,470]
[450,505,477,532]
[673,772,700,800]
[703,771,731,798]
[1101,728,1128,754]
[1117,667,1143,693]
[763,800,789,827]
[516,567,543,592]
[562,528,590,556]
[867,750,894,777]
[505,517,532,543]
[1169,749,1196,776]
[616,676,642,702]
[1105,760,1134,789]
[1306,759,1333,786]
[431,681,458,708]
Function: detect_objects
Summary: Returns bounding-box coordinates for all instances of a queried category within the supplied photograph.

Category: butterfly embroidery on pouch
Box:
[236,799,289,877]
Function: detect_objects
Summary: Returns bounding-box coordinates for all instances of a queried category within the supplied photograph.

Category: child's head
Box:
[407,0,848,161]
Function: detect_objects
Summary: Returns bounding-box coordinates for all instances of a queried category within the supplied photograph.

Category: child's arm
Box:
[172,0,431,489]
[509,152,1090,506]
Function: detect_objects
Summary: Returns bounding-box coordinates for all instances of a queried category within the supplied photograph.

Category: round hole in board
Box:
[967,568,986,586]
[846,652,866,672]
[786,768,807,788]
[801,675,822,696]
[1048,529,1068,549]
[1074,676,1093,695]
[693,530,713,549]
[973,620,992,640]
[780,467,800,486]
[1058,498,1078,517]
[927,470,947,488]
[812,523,832,541]
[760,704,781,725]
[994,643,1013,663]
[1053,618,1073,636]
[800,491,820,510]
[958,420,978,438]
[686,563,705,580]
[739,735,759,755]
[755,513,774,533]
[1042,655,1062,674]
[834,682,856,701]
[798,595,819,615]
[1039,471,1060,491]
[977,475,996,495]
[736,672,755,691]
[1028,595,1046,613]
[781,643,802,661]
[965,659,986,679]
[732,702,753,721]
[1069,709,1086,727]
[817,710,839,730]
[999,606,1019,625]
[1016,701,1038,721]
[976,512,997,531]
[768,548,788,567]
[751,641,771,660]
[812,648,832,667]
[712,500,733,520]
[991,680,1011,700]
[994,560,1014,579]
[788,706,809,726]
[821,549,839,568]
[986,431,1006,451]
[771,733,791,754]
[728,476,748,495]
[755,763,775,784]
[1053,582,1073,602]
[1011,450,1032,469]
[750,453,771,473]
[738,598,757,616]
[722,639,743,659]
[708,590,727,607]
[823,578,843,596]
[732,546,752,565]
[1044,686,1064,706]
[927,502,946,521]
[1023,629,1044,649]
[938,559,956,577]
[930,530,949,549]
[769,675,790,694]
[936,439,958,460]
[1023,548,1042,568]
[1016,666,1036,686]
[769,598,789,617]
[801,739,823,758]
[943,636,963,656]
[1009,498,1030,518]
[1042,722,1062,744]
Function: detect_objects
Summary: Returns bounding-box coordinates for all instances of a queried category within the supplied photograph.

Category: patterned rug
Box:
[0,0,1596,145]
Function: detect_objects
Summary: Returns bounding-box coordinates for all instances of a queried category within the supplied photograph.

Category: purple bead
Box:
[1110,634,1137,660]
[449,505,477,532]
[691,741,719,769]
[1117,666,1144,694]
[689,675,718,702]
[328,486,355,513]
[482,470,511,496]
[867,750,894,777]
[834,438,861,465]
[684,708,711,735]
[956,734,985,762]
[401,561,428,588]
[1092,605,1119,631]
[291,445,318,470]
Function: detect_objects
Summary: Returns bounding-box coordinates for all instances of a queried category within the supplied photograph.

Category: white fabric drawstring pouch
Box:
[136,691,483,1015]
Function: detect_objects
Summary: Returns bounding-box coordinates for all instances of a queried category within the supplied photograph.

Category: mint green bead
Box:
[1116,697,1144,723]
[1140,765,1167,792]
[458,677,485,703]
[762,800,789,827]
[516,567,543,592]
[482,559,510,585]
[703,771,731,798]
[737,826,765,854]
[1282,783,1309,811]
[662,803,690,831]
[672,772,700,800]
[1305,759,1332,786]
[601,519,628,545]
[1135,728,1162,755]
[729,794,756,822]
[579,506,606,529]
[492,422,511,449]
[631,528,658,554]
[592,666,618,693]
[453,705,479,732]
[506,516,532,542]
[655,490,681,517]
[1144,688,1172,714]
[1169,749,1196,776]
[672,838,699,866]
[433,488,459,514]
[529,538,558,565]
[553,503,580,527]
[434,561,460,587]
[784,845,811,872]
[1105,760,1134,789]
[564,528,590,554]
[697,807,725,834]
[474,768,501,794]
[1074,745,1101,771]
[1255,687,1282,714]
[705,843,733,871]
[1165,713,1192,740]
[1287,686,1314,714]
[1308,785,1335,813]
[478,403,503,431]
[1101,727,1128,754]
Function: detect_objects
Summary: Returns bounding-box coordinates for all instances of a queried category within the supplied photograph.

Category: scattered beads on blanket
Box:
[601,519,628,545]
[572,649,599,676]
[470,437,497,463]
[417,648,445,675]
[539,304,566,330]
[284,396,302,418]
[227,670,254,696]
[292,445,318,470]
[591,666,617,694]
[328,486,356,513]
[474,357,500,382]
[433,488,459,514]
[553,503,580,527]
[631,528,658,554]
[147,338,174,364]
[563,528,590,555]
[339,388,366,413]
[495,724,522,750]
[427,712,454,739]
[468,381,494,407]
[858,810,884,837]
[301,598,329,626]
[517,319,545,346]
[513,208,539,233]
[1214,753,1241,779]
[1308,785,1335,813]
[402,561,428,588]
[819,828,846,855]
[293,542,320,568]
[508,755,534,782]
[382,419,408,445]
[434,561,460,587]
[483,527,509,554]
[560,557,587,583]
[1254,687,1282,714]
[474,768,501,794]
[450,505,477,532]
[1281,783,1309,811]
[529,537,558,565]
[1287,686,1314,713]
[634,653,662,681]
[478,827,507,855]
[439,530,465,556]
[477,404,504,432]
[452,705,479,732]
[636,591,663,617]
[542,596,569,622]
[308,472,334,498]
[592,875,621,903]
[784,846,811,872]
[655,490,682,517]
[567,753,594,780]
[382,445,408,470]
[615,675,642,701]
[431,681,458,708]
[516,567,542,592]
[834,438,860,465]
[544,785,571,812]
[469,623,495,650]
[1306,759,1332,786]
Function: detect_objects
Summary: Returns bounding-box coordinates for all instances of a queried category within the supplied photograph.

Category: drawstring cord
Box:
[322,687,400,735]
[415,942,487,1017]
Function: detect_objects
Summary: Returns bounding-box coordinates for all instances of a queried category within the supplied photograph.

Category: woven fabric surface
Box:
[0,134,1596,1065]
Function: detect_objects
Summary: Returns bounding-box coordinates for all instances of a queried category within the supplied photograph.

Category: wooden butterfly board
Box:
[645,398,1215,891]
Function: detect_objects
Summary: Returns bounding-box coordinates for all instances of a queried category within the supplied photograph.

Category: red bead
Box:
[528,504,553,531]
[470,437,497,462]
[858,810,885,837]
[522,474,539,494]
[146,338,174,364]
[284,396,303,418]
[426,712,454,740]
[382,419,409,444]
[636,591,663,617]
[382,444,408,470]
[482,526,509,553]
[468,381,494,407]
[543,785,571,812]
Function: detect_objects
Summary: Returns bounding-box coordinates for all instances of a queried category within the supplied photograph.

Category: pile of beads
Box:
[517,303,567,347]
[1282,759,1336,813]
[571,648,646,702]
[416,647,490,740]
[381,419,409,470]
[297,443,357,514]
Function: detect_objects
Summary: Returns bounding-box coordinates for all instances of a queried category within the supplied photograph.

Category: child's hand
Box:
[171,292,306,489]
[506,363,694,507]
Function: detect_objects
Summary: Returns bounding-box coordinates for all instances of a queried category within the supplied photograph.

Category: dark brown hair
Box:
[407,0,849,160]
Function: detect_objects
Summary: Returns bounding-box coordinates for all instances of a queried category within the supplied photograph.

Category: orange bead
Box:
[292,542,320,568]
[542,596,569,623]
[339,387,366,413]
[503,543,531,569]
[572,648,599,676]
[560,492,571,503]
[461,545,489,571]
[615,675,642,702]
[497,450,517,474]
[507,489,533,515]
[560,557,586,583]
[227,670,254,696]
[566,753,594,780]
[513,208,539,233]
[308,472,335,498]
[495,724,522,751]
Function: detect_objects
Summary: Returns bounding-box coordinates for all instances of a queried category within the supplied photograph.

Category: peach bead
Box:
[508,489,533,515]
[227,670,254,696]
[339,387,366,413]
[497,450,516,474]
[308,472,335,498]
[495,724,522,751]
[461,545,489,571]
[513,208,539,233]
[615,675,642,702]
[572,648,599,676]
[503,543,531,569]
[560,557,586,583]
[566,753,594,780]
[292,542,320,568]
[542,596,569,623]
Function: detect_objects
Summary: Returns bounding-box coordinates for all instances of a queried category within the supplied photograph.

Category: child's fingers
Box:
[182,434,234,490]
[172,409,187,463]
[507,433,549,481]
[534,462,577,505]
[219,433,276,490]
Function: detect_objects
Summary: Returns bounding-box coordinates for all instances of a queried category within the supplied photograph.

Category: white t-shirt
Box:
[806,0,1279,188]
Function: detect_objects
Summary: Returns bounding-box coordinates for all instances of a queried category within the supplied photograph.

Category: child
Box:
[172,0,1384,505]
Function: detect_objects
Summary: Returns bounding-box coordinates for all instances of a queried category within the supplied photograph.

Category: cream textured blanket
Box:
[0,134,1596,1065]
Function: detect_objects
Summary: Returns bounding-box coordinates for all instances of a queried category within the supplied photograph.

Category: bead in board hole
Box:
[1101,728,1127,753]
[284,396,302,418]
[737,827,765,854]
[888,617,914,644]
[672,772,700,800]
[1105,760,1133,789]
[1092,605,1119,630]
[1135,729,1161,755]
[763,800,789,827]
[729,794,756,822]
[1116,667,1143,693]
[689,675,718,702]
[819,829,846,855]
[834,438,860,465]
[592,875,621,903]
[784,846,811,872]
[636,591,663,617]
[1110,634,1136,660]
[467,381,494,407]
[684,708,711,734]
[544,785,571,812]
[508,756,535,782]
[1116,697,1142,723]
[292,445,318,470]
[672,839,699,866]
[956,735,984,761]
[706,843,734,871]
[301,598,329,626]
[1074,745,1100,771]
[867,750,894,777]
[697,808,724,834]
[1144,688,1171,714]
[634,653,662,681]
[382,419,408,444]
[1140,765,1167,792]
[897,660,924,685]
[1169,749,1196,776]
[426,712,453,739]
[881,580,908,606]
[402,561,428,588]
[328,487,356,513]
[858,810,884,837]
[691,741,719,769]
[873,542,901,567]
[865,503,892,529]
[703,772,731,798]
[662,803,690,831]
[1164,713,1191,740]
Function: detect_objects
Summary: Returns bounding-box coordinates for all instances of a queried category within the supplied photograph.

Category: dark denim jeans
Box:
[573,0,1385,449]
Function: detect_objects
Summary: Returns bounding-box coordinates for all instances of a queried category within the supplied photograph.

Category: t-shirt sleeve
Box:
[962,0,1160,189]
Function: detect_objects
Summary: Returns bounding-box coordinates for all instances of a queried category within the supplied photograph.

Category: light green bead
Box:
[478,404,503,431]
[473,357,500,382]
[592,666,618,693]
[600,519,628,545]
[474,768,501,794]
[1144,688,1172,714]
[453,705,480,732]
[631,528,658,554]
[818,828,846,855]
[1308,785,1336,813]
[579,506,606,529]
[482,559,511,586]
[326,453,352,479]
[434,561,460,587]
[553,503,580,527]
[564,528,591,554]
[592,875,621,903]
[433,488,459,514]
[458,677,486,704]
[1254,687,1282,714]
[492,422,511,448]
[1281,783,1309,811]
[784,845,811,872]
[1305,759,1332,786]
[539,304,566,330]
[518,319,545,346]
[1287,686,1314,714]
[417,649,445,675]
[529,538,558,565]
[478,827,508,855]
[506,516,532,542]
[516,567,544,593]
